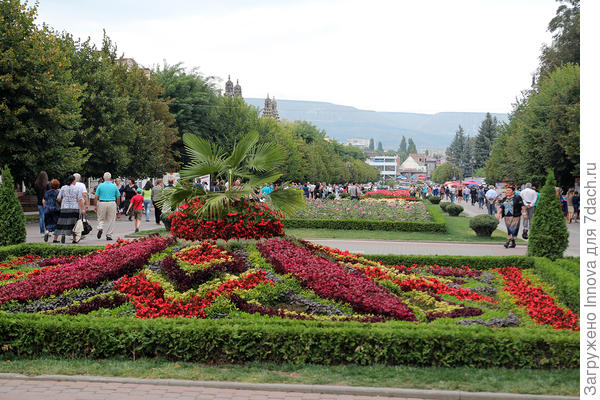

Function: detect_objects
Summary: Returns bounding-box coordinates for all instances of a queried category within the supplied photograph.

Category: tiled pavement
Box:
[0,378,420,400]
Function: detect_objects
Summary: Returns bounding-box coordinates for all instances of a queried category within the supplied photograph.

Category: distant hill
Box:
[245,98,508,150]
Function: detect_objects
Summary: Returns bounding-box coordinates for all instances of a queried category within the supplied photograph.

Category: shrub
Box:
[0,243,101,261]
[439,202,451,211]
[363,254,535,270]
[445,204,463,216]
[528,170,569,259]
[533,257,580,312]
[469,215,499,237]
[0,167,26,246]
[284,218,446,232]
[428,196,441,204]
[160,212,173,231]
[327,193,336,200]
[339,192,350,199]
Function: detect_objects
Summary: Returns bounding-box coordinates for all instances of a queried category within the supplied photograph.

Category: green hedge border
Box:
[0,243,102,261]
[532,257,580,312]
[363,254,535,270]
[0,314,578,368]
[284,204,446,233]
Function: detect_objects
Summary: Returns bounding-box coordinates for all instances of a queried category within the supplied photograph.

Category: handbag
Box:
[82,215,93,235]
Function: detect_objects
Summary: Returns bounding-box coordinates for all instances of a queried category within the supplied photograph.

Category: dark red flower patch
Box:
[258,239,416,321]
[495,267,579,331]
[426,306,484,322]
[0,235,174,306]
[50,293,128,315]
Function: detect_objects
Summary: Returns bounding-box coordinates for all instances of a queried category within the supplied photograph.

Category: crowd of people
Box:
[33,171,174,244]
[32,170,577,249]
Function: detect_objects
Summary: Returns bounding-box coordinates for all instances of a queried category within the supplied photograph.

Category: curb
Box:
[0,373,578,400]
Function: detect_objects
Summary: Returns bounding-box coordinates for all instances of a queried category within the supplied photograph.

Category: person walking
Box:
[54,175,85,244]
[477,186,485,209]
[122,178,138,221]
[142,181,153,222]
[114,178,123,220]
[126,188,144,233]
[151,180,164,225]
[73,173,89,212]
[496,186,526,248]
[565,189,575,224]
[485,186,498,215]
[519,183,537,239]
[33,171,49,237]
[42,179,60,242]
[572,191,580,223]
[449,185,456,203]
[95,172,121,241]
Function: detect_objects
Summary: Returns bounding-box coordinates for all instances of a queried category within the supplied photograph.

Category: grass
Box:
[128,227,168,237]
[0,356,579,396]
[287,211,523,243]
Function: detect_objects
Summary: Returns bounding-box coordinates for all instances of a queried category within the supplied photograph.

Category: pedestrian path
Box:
[0,374,578,400]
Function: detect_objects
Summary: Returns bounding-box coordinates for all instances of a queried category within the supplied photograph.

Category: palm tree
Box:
[162,131,305,218]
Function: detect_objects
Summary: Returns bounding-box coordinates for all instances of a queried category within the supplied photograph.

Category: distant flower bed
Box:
[288,198,432,222]
[362,189,417,199]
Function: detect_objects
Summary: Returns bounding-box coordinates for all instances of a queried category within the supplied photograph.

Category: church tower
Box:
[234,79,242,97]
[224,75,234,97]
[262,94,279,121]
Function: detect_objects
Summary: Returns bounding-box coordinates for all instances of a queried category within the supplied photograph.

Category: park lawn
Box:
[0,356,579,396]
[287,213,524,243]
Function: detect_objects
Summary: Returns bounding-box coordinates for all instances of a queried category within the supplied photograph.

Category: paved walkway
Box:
[0,375,577,400]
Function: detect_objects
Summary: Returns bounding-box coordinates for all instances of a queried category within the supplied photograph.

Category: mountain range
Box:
[245,98,508,151]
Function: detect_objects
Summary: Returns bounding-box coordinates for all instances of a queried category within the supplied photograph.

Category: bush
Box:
[0,243,101,262]
[364,254,535,270]
[428,196,441,204]
[339,192,350,199]
[327,193,336,200]
[533,257,580,312]
[439,202,451,211]
[469,215,499,237]
[0,313,579,368]
[160,212,173,231]
[445,204,463,216]
[528,170,569,260]
[0,167,26,246]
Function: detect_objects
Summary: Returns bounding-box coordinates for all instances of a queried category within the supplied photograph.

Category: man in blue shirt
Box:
[94,172,121,241]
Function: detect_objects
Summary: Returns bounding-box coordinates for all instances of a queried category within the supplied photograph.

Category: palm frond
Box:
[158,180,207,210]
[245,173,283,190]
[183,133,223,165]
[247,142,285,172]
[266,187,306,217]
[227,131,259,168]
[180,160,227,181]
[197,192,229,219]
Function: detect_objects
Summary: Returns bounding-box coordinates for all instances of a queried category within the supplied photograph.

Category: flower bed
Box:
[361,189,417,199]
[169,198,285,240]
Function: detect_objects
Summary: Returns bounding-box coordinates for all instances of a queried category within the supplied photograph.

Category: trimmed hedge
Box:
[364,254,535,270]
[533,257,580,312]
[284,204,446,233]
[427,196,441,204]
[556,259,580,277]
[0,243,102,261]
[445,204,464,216]
[0,314,578,368]
[469,215,499,237]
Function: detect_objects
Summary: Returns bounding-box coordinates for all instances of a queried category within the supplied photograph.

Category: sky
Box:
[35,0,559,114]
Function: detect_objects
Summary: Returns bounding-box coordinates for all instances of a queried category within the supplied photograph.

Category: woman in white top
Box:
[54,175,85,243]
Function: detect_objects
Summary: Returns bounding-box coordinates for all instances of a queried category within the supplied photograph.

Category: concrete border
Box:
[0,373,578,400]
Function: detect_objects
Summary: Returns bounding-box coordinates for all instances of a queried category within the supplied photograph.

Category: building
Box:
[346,138,370,148]
[224,75,243,98]
[262,94,279,121]
[397,155,427,180]
[366,156,398,181]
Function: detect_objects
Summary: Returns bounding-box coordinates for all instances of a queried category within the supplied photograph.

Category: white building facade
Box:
[366,156,398,181]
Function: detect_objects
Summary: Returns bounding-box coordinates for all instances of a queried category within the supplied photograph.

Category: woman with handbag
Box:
[53,175,85,244]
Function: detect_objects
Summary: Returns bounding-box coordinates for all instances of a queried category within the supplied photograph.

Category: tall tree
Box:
[472,113,498,170]
[0,0,85,185]
[538,0,579,80]
[399,136,407,153]
[407,138,417,154]
[368,138,375,151]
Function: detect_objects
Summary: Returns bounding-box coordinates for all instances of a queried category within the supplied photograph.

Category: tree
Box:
[538,0,579,80]
[0,166,26,245]
[472,113,498,170]
[369,138,375,151]
[0,0,86,185]
[407,138,417,154]
[431,162,462,184]
[446,126,472,175]
[527,170,569,259]
[164,131,305,218]
[377,141,383,152]
[399,136,407,154]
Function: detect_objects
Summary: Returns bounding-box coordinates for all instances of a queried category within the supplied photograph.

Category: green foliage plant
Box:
[469,215,499,237]
[533,257,579,312]
[428,196,441,204]
[527,170,569,259]
[0,167,26,246]
[445,204,464,216]
[439,202,451,212]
